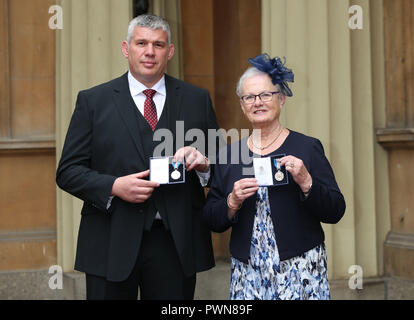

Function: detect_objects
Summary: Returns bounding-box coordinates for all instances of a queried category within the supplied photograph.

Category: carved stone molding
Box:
[384,231,414,279]
[385,231,414,250]
[376,128,414,149]
[0,137,55,151]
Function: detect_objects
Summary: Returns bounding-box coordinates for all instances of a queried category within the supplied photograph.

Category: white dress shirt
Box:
[128,71,166,121]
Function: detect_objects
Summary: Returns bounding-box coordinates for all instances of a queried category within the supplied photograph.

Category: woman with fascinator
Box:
[203,54,345,300]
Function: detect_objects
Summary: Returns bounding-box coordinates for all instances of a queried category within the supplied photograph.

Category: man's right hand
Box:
[111,170,160,203]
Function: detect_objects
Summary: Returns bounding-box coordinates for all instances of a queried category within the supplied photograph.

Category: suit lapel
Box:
[164,74,183,143]
[112,73,147,165]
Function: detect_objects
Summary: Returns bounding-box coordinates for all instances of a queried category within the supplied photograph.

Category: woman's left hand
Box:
[279,155,312,194]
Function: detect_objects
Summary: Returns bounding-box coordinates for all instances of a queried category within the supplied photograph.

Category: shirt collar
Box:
[128,71,166,97]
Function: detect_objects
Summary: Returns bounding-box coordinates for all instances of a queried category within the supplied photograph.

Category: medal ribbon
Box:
[172,161,180,170]
[274,158,280,170]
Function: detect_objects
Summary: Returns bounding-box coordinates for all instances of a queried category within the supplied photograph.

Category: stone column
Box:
[262,0,390,281]
[55,0,131,274]
[377,0,414,299]
[151,0,183,79]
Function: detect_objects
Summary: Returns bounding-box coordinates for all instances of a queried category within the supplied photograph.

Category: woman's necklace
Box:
[250,126,284,150]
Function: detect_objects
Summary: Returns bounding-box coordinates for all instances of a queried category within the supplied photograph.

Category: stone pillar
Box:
[150,0,183,79]
[55,0,131,273]
[262,0,390,280]
[377,0,414,299]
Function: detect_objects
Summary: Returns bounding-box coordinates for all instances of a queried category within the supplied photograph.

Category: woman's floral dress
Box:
[230,187,331,300]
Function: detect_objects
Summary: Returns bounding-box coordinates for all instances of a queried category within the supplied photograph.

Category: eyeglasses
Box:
[240,91,280,104]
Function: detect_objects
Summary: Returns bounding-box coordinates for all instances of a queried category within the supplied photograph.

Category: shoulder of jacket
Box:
[79,73,126,96]
[165,74,209,94]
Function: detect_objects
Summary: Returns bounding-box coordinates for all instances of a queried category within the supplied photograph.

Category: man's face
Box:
[122,26,174,87]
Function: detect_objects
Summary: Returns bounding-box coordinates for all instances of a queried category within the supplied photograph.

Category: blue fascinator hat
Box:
[248,53,294,97]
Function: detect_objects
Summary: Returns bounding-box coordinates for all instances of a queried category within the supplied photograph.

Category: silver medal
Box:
[275,170,284,182]
[171,169,181,180]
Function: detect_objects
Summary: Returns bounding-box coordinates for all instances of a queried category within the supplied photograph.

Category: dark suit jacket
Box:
[56,72,218,281]
[203,131,346,263]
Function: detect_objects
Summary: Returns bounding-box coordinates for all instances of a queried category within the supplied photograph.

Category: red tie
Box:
[143,89,157,131]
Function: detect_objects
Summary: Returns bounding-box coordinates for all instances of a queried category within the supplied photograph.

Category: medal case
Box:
[270,153,289,186]
[168,157,185,184]
[149,156,185,184]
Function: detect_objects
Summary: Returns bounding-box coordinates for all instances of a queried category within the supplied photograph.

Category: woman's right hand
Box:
[227,178,259,219]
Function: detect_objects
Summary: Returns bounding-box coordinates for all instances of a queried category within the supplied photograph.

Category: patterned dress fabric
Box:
[230,187,331,300]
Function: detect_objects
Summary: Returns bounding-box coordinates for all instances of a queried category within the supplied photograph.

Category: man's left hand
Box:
[174,146,209,172]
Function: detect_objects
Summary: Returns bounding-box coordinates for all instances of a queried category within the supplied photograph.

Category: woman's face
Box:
[239,74,285,127]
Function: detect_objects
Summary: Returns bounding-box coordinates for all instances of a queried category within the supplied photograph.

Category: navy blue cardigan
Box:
[203,130,346,263]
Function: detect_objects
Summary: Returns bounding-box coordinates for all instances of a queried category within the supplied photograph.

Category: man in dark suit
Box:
[56,14,218,300]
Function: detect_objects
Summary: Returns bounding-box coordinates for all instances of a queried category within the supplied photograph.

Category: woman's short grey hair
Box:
[236,67,281,97]
[127,14,171,44]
